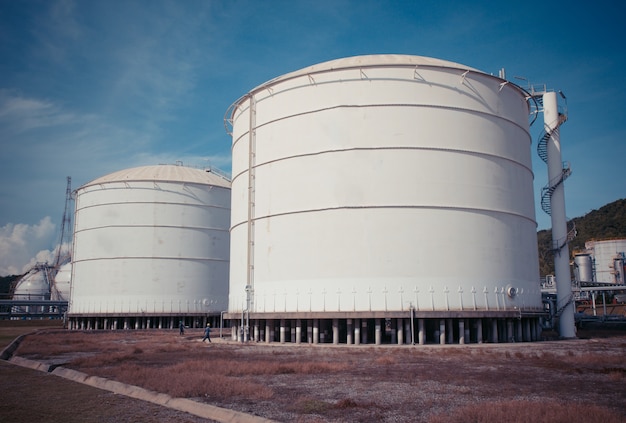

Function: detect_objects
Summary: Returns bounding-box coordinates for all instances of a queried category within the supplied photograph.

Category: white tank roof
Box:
[252,54,482,93]
[81,165,230,189]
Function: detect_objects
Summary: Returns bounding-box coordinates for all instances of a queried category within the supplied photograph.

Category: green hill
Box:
[537,198,626,276]
[0,274,22,299]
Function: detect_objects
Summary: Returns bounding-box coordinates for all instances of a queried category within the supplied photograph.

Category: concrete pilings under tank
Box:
[226,313,544,345]
[67,313,544,345]
[66,315,222,332]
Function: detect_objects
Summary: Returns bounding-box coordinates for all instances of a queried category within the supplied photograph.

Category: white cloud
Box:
[0,92,78,134]
[0,217,56,276]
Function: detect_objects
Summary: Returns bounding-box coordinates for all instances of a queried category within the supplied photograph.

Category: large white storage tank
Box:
[68,164,231,330]
[225,55,543,344]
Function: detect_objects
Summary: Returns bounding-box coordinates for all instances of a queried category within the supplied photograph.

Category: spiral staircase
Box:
[535,103,576,255]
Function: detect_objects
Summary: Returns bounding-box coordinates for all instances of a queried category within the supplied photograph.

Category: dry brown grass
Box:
[12,328,626,422]
[428,400,624,423]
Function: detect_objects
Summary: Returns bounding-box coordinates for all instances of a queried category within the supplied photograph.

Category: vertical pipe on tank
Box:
[544,92,576,338]
[246,95,257,314]
[614,257,625,284]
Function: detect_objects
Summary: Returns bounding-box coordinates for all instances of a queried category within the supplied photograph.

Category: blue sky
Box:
[0,0,624,275]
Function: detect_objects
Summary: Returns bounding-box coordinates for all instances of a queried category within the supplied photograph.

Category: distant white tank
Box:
[12,263,51,315]
[52,261,72,301]
[227,54,541,315]
[585,239,626,284]
[13,264,51,301]
[68,164,231,327]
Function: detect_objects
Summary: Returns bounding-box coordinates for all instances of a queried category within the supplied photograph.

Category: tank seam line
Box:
[230,146,532,184]
[231,102,529,150]
[230,205,536,231]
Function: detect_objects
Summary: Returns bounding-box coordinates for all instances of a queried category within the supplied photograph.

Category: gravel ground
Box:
[3,323,626,423]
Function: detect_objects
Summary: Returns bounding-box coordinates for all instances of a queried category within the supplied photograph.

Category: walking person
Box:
[179,320,185,335]
[202,323,212,343]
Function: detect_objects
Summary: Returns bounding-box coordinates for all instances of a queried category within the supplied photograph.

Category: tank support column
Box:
[439,319,446,344]
[293,319,300,344]
[332,319,339,344]
[280,319,286,343]
[491,320,498,343]
[522,319,530,342]
[354,319,361,345]
[313,319,319,344]
[418,319,425,345]
[477,320,483,344]
[459,320,465,344]
[346,319,353,344]
[375,319,382,345]
[397,318,404,344]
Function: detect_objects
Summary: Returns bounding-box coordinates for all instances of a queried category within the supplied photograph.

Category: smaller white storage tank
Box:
[68,164,231,330]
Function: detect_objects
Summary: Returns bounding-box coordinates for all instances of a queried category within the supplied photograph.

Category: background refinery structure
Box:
[224,54,548,345]
[67,164,231,330]
[5,177,74,319]
[570,239,626,317]
[580,239,626,285]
